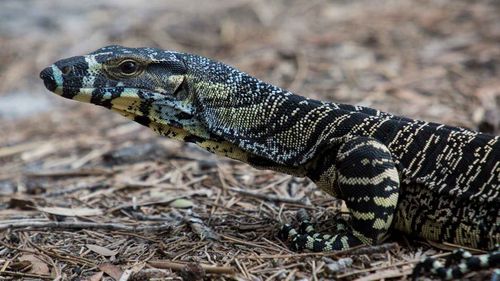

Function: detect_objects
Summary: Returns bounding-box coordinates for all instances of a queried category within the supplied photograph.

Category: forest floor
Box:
[0,0,499,280]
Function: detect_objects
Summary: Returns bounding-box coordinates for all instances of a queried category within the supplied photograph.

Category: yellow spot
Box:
[372,215,393,230]
[351,210,375,220]
[353,230,373,245]
[373,193,399,207]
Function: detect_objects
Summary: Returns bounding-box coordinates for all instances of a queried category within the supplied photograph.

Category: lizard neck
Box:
[181,53,334,167]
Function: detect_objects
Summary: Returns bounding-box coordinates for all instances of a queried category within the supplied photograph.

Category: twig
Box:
[172,242,208,260]
[26,240,96,267]
[106,189,211,213]
[45,182,107,197]
[288,50,308,91]
[229,187,307,204]
[242,244,386,259]
[0,220,172,232]
[355,268,413,281]
[285,245,367,259]
[0,270,53,280]
[221,234,285,252]
[171,209,220,241]
[203,201,263,220]
[348,242,399,255]
[106,195,187,213]
[148,260,235,274]
[25,168,113,177]
[233,258,248,278]
[284,268,298,281]
[0,141,45,158]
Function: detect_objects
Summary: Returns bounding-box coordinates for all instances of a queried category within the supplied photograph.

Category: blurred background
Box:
[0,0,499,280]
[1,0,499,132]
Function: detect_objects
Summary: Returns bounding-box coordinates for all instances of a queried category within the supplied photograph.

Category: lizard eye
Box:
[119,60,139,75]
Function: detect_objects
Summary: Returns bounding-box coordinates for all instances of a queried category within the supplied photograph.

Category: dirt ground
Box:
[0,0,499,280]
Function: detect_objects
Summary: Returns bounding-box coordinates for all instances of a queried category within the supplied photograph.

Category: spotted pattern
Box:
[40,45,499,276]
[412,248,500,280]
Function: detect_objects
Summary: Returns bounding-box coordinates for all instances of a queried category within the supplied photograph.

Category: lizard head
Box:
[39,45,198,132]
[40,45,311,167]
[39,45,277,141]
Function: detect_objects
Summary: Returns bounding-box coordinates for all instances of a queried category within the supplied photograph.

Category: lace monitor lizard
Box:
[40,45,499,279]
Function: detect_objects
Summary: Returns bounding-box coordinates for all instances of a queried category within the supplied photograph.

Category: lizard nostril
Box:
[40,67,57,91]
[61,65,73,75]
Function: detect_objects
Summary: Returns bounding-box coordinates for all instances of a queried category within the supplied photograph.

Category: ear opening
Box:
[146,59,188,98]
[171,75,189,100]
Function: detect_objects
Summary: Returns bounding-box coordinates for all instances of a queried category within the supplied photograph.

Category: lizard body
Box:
[41,45,499,278]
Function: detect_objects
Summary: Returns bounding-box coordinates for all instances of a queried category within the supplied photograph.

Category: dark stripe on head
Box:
[90,88,105,107]
[184,135,205,143]
[137,90,153,118]
[93,87,125,109]
[57,56,88,99]
[62,85,81,99]
[134,115,151,127]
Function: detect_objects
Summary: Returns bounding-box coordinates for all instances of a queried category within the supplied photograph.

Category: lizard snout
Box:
[40,67,57,91]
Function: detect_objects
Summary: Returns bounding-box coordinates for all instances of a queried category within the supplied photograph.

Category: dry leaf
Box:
[85,271,104,281]
[86,244,118,257]
[9,197,35,210]
[37,206,103,217]
[19,254,50,275]
[169,198,194,208]
[98,263,123,280]
[9,260,32,271]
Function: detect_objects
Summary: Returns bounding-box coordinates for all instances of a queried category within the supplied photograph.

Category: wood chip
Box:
[86,244,118,257]
[18,254,50,275]
[99,263,123,280]
[37,206,103,217]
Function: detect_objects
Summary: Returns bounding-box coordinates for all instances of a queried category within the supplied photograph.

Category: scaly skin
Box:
[40,45,499,278]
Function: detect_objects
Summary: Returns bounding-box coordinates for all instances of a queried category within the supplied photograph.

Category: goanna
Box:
[40,45,499,279]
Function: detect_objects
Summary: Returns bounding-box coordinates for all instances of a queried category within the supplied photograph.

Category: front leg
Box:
[280,137,400,251]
